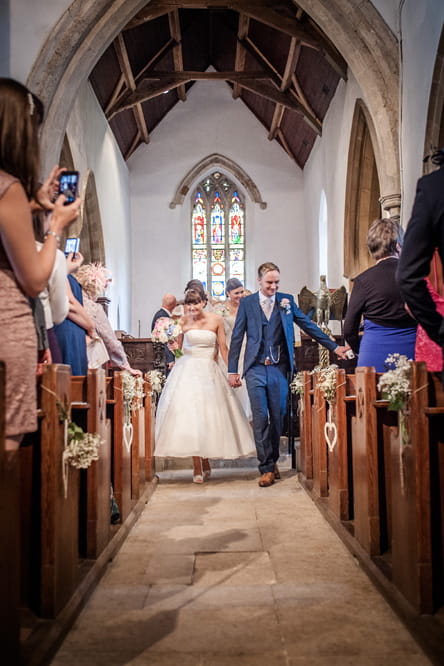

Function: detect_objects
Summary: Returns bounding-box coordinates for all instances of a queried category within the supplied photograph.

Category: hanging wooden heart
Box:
[324,420,338,452]
[123,422,133,452]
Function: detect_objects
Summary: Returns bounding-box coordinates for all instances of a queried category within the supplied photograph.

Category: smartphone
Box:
[64,237,80,258]
[58,170,79,204]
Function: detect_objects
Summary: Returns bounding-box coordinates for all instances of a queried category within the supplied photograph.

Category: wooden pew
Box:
[107,371,132,522]
[130,379,146,501]
[71,370,111,559]
[325,368,351,521]
[298,371,313,480]
[0,361,20,663]
[311,371,328,498]
[144,375,155,481]
[38,364,80,617]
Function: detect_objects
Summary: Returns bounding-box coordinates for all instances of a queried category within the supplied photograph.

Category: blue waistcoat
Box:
[257,303,289,366]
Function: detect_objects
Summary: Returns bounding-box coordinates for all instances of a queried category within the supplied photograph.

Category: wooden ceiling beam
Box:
[125,130,141,160]
[114,34,150,143]
[142,70,272,80]
[135,37,178,82]
[237,78,321,134]
[233,13,249,99]
[168,10,187,101]
[108,78,183,120]
[268,37,300,141]
[105,73,126,115]
[125,1,172,30]
[276,127,298,164]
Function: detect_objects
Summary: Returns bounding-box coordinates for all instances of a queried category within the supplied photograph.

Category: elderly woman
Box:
[344,217,417,371]
[75,263,141,376]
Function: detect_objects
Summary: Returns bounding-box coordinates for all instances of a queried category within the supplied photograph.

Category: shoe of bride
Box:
[193,456,204,484]
[193,474,204,484]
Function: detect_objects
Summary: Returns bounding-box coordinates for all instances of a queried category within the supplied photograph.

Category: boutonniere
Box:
[280,298,291,314]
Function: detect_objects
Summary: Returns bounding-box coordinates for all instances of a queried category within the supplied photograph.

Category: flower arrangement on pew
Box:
[312,364,339,452]
[64,421,102,469]
[152,316,183,357]
[52,398,103,498]
[146,369,166,397]
[377,353,412,493]
[290,371,305,414]
[121,370,145,452]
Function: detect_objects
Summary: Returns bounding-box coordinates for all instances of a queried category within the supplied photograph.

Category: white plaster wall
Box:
[129,79,304,337]
[371,0,399,35]
[400,0,444,225]
[303,75,363,291]
[9,0,72,82]
[66,82,132,331]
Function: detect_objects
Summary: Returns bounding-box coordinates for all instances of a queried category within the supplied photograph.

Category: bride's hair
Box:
[184,288,203,305]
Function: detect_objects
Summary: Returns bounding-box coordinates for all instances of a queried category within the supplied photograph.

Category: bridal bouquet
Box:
[152,317,183,357]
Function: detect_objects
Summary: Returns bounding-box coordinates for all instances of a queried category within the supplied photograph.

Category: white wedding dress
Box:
[154,329,255,459]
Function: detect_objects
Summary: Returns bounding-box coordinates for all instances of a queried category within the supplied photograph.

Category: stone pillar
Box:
[379,193,401,219]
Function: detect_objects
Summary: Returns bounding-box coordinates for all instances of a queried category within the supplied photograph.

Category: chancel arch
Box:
[27,0,400,199]
[343,100,381,280]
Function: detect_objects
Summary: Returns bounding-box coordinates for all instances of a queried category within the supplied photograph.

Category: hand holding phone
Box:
[64,237,80,258]
[58,171,79,205]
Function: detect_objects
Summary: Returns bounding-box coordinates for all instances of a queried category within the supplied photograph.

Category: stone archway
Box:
[423,25,444,175]
[344,100,381,280]
[28,0,400,195]
[170,153,267,209]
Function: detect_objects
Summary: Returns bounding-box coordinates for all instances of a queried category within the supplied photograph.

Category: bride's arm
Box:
[215,315,229,366]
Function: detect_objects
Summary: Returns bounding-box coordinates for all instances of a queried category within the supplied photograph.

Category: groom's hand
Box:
[334,345,351,360]
[228,373,242,388]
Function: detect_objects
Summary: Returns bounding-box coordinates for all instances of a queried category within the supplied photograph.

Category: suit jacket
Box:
[151,307,175,365]
[227,291,338,376]
[397,167,444,346]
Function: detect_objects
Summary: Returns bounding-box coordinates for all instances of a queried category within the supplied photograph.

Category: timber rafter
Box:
[94,0,346,164]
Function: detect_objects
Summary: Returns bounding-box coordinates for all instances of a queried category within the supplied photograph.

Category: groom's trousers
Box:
[245,363,289,474]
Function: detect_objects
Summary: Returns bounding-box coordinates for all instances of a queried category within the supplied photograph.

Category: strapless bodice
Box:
[182,329,217,359]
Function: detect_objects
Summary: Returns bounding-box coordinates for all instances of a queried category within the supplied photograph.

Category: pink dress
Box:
[414,279,444,372]
[0,171,37,436]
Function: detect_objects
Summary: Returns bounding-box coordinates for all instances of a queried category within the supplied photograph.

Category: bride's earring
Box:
[193,456,204,484]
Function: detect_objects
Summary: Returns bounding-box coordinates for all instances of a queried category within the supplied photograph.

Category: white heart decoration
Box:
[123,422,133,452]
[324,420,338,452]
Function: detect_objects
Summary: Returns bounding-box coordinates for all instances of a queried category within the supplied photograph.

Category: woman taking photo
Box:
[0,78,80,452]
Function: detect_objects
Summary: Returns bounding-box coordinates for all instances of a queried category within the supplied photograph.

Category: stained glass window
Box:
[191,173,245,299]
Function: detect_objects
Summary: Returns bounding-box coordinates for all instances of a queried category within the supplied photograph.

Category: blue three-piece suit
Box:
[228,291,338,474]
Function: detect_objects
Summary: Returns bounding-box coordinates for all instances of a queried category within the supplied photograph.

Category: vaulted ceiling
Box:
[89,0,347,168]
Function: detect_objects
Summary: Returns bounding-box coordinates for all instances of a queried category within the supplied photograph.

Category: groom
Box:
[228,262,348,487]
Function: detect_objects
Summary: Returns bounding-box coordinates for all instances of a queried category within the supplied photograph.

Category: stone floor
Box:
[51,466,432,665]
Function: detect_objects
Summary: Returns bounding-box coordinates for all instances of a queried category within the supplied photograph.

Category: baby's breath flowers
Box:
[64,422,102,469]
[377,353,412,411]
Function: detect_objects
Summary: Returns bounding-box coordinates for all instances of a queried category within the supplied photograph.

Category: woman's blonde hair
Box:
[76,263,112,300]
[0,78,44,201]
[367,217,404,261]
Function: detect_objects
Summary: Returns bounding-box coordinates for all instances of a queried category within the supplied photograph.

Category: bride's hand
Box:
[168,340,179,351]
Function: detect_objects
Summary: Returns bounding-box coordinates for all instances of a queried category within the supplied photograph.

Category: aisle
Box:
[52,468,431,665]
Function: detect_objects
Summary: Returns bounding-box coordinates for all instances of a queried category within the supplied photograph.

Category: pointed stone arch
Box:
[169,154,267,209]
[423,25,444,175]
[27,0,399,198]
[343,100,381,280]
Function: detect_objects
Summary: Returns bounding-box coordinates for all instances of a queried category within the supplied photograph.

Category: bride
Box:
[154,288,255,483]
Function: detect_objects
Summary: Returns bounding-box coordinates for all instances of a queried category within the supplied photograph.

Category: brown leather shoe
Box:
[274,464,281,479]
[258,472,275,487]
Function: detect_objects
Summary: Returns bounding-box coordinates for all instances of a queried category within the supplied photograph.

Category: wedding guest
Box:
[215,277,252,421]
[398,149,444,367]
[414,278,444,372]
[344,218,417,371]
[75,263,142,376]
[151,293,177,372]
[0,78,80,451]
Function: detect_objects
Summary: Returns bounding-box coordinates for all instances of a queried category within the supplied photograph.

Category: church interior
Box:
[2,0,444,664]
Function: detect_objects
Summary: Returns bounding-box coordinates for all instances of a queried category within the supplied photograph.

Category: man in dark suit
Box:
[397,154,444,353]
[151,293,177,371]
[228,262,348,487]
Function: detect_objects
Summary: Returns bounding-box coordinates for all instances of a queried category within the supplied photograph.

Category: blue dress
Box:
[54,275,88,375]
